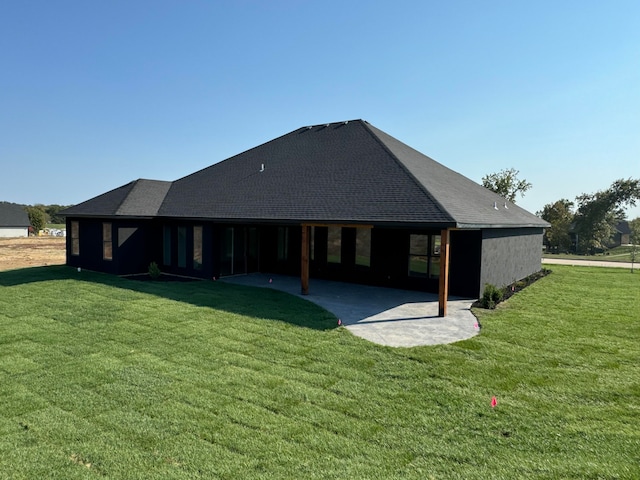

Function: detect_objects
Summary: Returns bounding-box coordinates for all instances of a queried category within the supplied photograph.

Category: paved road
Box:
[542,257,636,269]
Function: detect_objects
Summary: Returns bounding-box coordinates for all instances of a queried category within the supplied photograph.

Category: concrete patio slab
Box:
[222,274,478,347]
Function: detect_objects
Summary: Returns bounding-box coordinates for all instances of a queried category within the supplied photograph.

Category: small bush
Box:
[148,262,161,280]
[481,283,504,309]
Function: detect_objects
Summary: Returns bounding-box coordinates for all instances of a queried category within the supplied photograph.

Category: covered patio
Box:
[222,273,478,347]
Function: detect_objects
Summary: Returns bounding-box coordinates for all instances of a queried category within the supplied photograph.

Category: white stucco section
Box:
[0,227,29,238]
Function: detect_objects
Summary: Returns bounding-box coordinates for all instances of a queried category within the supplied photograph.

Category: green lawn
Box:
[0,266,638,479]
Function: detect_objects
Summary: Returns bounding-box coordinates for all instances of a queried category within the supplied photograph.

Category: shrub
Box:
[481,283,504,309]
[148,262,161,280]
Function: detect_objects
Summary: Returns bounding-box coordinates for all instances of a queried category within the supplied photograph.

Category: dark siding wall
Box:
[66,218,115,274]
[449,230,482,298]
[66,218,156,275]
[479,228,544,294]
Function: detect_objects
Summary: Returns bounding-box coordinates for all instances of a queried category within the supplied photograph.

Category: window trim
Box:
[102,222,113,261]
[193,225,203,270]
[71,221,80,256]
[408,233,440,279]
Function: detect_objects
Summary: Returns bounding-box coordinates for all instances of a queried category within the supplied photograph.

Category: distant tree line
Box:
[480,170,640,255]
[25,204,71,232]
[537,179,640,254]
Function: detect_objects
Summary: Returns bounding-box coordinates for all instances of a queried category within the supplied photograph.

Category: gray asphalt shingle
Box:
[0,203,30,227]
[62,120,548,229]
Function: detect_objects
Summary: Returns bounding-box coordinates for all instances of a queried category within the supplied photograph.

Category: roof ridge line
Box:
[360,122,457,226]
[114,179,140,216]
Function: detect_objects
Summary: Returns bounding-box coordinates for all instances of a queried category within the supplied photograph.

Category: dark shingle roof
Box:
[0,203,30,227]
[62,120,548,228]
[158,120,453,225]
[366,123,548,228]
[62,179,172,217]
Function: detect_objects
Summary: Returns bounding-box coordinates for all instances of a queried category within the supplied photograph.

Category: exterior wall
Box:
[479,227,544,296]
[66,218,155,275]
[449,230,482,298]
[65,217,538,300]
[0,227,29,238]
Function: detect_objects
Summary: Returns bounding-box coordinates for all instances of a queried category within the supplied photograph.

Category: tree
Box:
[25,205,47,234]
[573,178,640,254]
[482,168,532,203]
[44,204,71,224]
[537,199,574,253]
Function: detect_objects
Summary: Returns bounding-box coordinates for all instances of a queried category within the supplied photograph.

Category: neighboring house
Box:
[611,221,631,247]
[569,220,632,252]
[0,202,30,238]
[62,120,549,315]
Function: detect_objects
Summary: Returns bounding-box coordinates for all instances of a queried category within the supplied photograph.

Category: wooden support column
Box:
[438,228,451,317]
[301,225,310,295]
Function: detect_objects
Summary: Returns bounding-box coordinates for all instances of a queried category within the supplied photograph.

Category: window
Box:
[163,226,172,266]
[355,228,371,267]
[193,225,203,270]
[408,234,440,278]
[277,227,288,261]
[103,223,113,260]
[118,227,136,247]
[177,226,186,268]
[429,235,441,279]
[71,221,79,256]
[327,226,341,264]
[408,234,428,277]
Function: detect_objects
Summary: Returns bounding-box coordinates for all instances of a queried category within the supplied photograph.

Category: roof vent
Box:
[493,202,499,210]
[504,202,508,209]
[344,121,349,125]
[259,164,265,173]
[307,126,312,129]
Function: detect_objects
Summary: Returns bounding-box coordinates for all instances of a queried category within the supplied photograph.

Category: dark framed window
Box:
[102,223,112,261]
[177,226,187,268]
[409,234,440,278]
[310,226,315,261]
[277,227,288,261]
[118,227,136,247]
[429,235,441,279]
[71,221,79,256]
[163,226,172,266]
[355,228,371,267]
[193,225,203,270]
[327,226,341,264]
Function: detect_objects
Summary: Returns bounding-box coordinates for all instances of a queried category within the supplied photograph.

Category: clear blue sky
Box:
[2,1,639,219]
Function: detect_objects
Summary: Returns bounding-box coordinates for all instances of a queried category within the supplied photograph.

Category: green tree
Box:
[573,178,640,254]
[25,205,47,233]
[482,168,532,203]
[45,204,69,224]
[537,199,574,253]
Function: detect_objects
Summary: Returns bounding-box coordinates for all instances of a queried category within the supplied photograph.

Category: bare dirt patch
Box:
[0,236,66,272]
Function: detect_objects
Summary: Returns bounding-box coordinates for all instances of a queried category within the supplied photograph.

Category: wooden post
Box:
[301,225,310,295]
[438,228,451,317]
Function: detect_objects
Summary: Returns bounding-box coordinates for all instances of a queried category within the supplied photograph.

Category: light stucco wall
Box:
[0,227,29,238]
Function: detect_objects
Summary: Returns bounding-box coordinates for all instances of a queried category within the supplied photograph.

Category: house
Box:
[62,120,549,315]
[611,221,631,247]
[0,202,30,238]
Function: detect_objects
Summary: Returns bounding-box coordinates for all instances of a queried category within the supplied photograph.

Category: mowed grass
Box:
[0,266,638,479]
